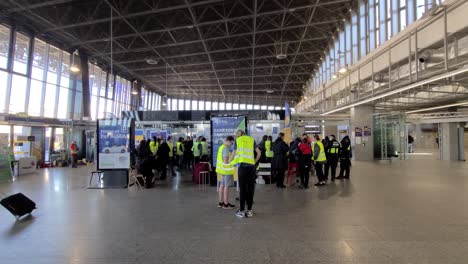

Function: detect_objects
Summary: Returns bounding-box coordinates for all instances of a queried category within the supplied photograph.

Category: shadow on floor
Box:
[4,214,36,238]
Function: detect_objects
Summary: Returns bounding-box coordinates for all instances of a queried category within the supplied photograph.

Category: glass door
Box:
[373,114,408,160]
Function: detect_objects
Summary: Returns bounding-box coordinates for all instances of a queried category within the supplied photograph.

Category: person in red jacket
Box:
[298,137,312,188]
[70,141,79,168]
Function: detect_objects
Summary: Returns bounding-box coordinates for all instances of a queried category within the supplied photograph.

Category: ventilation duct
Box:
[419,50,445,64]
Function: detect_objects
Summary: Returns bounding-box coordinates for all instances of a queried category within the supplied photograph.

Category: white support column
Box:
[351,106,374,160]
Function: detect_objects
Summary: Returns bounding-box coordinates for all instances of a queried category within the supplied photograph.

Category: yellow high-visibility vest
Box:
[168,142,174,157]
[312,141,327,162]
[193,142,200,157]
[216,145,234,176]
[149,141,159,155]
[265,140,273,158]
[234,135,255,165]
[201,141,209,155]
[176,142,184,156]
[328,141,341,154]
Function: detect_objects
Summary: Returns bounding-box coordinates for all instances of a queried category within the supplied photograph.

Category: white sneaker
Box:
[235,210,245,218]
[246,210,254,218]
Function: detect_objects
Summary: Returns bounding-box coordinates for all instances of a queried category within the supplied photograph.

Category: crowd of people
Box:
[135,135,212,188]
[134,130,353,218]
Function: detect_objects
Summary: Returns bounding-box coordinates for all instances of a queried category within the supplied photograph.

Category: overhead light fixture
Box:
[187,25,194,29]
[289,8,296,12]
[267,90,274,94]
[70,49,80,73]
[145,58,159,65]
[132,90,139,95]
[338,65,348,74]
[406,101,468,114]
[321,66,468,115]
[332,74,337,79]
[89,74,95,78]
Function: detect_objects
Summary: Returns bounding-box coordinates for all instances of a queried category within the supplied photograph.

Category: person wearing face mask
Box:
[326,135,341,181]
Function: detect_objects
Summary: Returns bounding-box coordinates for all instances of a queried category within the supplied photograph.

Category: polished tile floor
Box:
[1,159,468,264]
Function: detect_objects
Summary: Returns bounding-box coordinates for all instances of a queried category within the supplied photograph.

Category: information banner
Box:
[98,119,132,170]
[364,126,372,136]
[355,127,363,137]
[211,116,246,167]
[146,130,168,141]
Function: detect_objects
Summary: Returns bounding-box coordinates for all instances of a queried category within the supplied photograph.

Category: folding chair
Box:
[129,168,145,190]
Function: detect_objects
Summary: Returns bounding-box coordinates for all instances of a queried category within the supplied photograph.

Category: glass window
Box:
[345,23,351,64]
[171,98,177,111]
[178,99,184,110]
[44,83,57,117]
[212,101,218,110]
[100,72,107,97]
[10,74,27,113]
[275,106,281,110]
[57,87,69,119]
[417,0,425,19]
[240,103,246,110]
[60,52,70,88]
[166,97,171,110]
[359,2,367,58]
[392,0,399,35]
[247,104,253,110]
[32,39,47,81]
[206,101,212,110]
[407,0,416,24]
[28,79,43,116]
[13,32,29,75]
[226,102,232,110]
[47,46,60,84]
[261,105,267,110]
[233,103,239,110]
[98,96,105,119]
[219,102,225,110]
[268,106,274,110]
[0,25,10,69]
[185,99,190,110]
[351,12,359,64]
[107,74,114,100]
[0,71,8,113]
[192,100,198,110]
[379,0,387,44]
[254,105,260,110]
[400,0,407,31]
[369,0,376,51]
[199,101,205,110]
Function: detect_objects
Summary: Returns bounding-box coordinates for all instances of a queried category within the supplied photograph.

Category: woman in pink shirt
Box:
[298,138,312,188]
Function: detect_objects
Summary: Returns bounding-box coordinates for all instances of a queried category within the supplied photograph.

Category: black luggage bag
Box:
[1,193,36,219]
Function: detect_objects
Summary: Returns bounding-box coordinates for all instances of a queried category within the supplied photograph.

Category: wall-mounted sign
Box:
[364,126,372,136]
[355,127,363,137]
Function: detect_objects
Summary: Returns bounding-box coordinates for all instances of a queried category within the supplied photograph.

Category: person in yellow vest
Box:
[192,136,202,163]
[149,136,159,156]
[312,135,327,186]
[216,136,236,209]
[176,137,185,168]
[167,136,175,176]
[326,135,341,181]
[200,137,209,162]
[229,130,261,218]
[265,135,274,162]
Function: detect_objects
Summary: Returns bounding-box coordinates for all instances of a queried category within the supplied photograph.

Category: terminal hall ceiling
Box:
[0,0,354,105]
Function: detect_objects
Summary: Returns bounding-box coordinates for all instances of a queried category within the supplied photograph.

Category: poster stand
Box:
[90,118,134,189]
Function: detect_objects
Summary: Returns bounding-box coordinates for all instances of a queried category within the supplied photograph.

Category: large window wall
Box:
[140,87,161,111]
[163,98,280,111]
[0,24,137,120]
[309,0,446,92]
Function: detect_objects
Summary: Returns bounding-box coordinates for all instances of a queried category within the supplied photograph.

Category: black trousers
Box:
[275,168,285,187]
[329,157,339,180]
[299,165,310,187]
[238,166,256,211]
[194,156,201,164]
[201,155,208,162]
[324,161,329,180]
[314,162,325,182]
[339,159,351,178]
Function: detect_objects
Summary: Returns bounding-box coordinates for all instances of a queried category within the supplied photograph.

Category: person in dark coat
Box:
[156,140,170,180]
[272,132,289,188]
[322,136,330,180]
[184,136,194,170]
[289,137,301,163]
[337,136,352,180]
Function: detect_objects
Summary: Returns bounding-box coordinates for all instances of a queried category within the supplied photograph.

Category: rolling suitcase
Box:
[1,192,36,219]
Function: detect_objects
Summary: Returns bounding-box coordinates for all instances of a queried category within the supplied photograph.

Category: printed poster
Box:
[98,119,132,170]
[211,116,246,167]
[355,127,363,137]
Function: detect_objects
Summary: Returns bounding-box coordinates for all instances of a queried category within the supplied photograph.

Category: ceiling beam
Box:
[103,0,199,96]
[185,0,225,99]
[5,0,76,13]
[117,36,324,64]
[46,0,350,32]
[78,19,339,45]
[279,0,321,102]
[150,72,310,82]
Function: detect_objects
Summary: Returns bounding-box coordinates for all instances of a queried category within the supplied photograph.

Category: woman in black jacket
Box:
[272,133,289,188]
